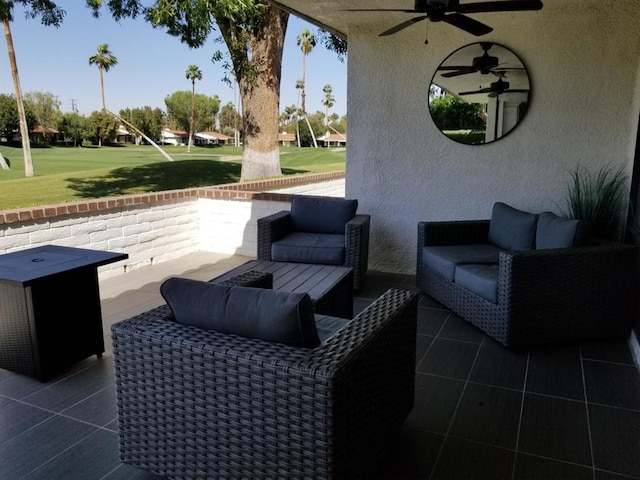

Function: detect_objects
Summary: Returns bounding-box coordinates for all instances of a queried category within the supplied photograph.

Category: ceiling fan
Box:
[458,77,528,97]
[348,0,543,38]
[437,42,500,77]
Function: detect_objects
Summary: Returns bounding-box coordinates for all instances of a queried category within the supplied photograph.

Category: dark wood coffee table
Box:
[210,260,353,319]
[0,245,128,381]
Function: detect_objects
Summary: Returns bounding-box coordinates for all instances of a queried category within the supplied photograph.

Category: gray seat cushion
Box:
[160,277,320,348]
[422,244,502,281]
[488,202,538,251]
[271,232,345,265]
[290,194,358,234]
[454,264,499,303]
[315,315,350,343]
[536,211,590,249]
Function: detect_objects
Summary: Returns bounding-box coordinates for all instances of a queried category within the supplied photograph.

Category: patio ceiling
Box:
[267,0,582,40]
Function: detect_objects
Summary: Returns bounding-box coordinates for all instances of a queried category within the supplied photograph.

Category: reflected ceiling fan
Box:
[438,42,500,77]
[459,78,528,97]
[348,0,543,38]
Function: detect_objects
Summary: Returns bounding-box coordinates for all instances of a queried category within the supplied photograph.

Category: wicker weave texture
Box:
[112,289,417,479]
[417,221,639,347]
[257,210,371,291]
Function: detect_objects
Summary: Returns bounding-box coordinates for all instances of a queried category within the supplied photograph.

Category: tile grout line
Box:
[579,345,598,480]
[427,331,485,480]
[510,351,530,480]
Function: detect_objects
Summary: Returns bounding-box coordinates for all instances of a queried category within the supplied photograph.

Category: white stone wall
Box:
[0,200,201,280]
[0,197,292,281]
[345,0,640,273]
[197,197,290,257]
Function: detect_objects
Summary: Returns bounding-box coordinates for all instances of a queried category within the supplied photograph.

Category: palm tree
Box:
[89,44,118,110]
[296,29,316,114]
[322,84,335,126]
[2,19,32,175]
[185,64,202,153]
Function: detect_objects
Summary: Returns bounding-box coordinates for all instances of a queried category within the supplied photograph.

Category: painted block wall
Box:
[0,197,291,281]
[0,200,201,279]
[345,0,640,273]
[198,198,290,257]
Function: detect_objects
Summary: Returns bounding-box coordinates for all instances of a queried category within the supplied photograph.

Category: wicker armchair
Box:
[417,220,639,347]
[111,288,417,479]
[257,195,370,290]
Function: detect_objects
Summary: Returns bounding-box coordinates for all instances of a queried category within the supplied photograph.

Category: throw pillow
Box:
[488,202,539,250]
[536,211,590,249]
[160,277,320,348]
[290,194,358,234]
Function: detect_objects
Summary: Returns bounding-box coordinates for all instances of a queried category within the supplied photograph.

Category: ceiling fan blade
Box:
[379,16,427,36]
[442,68,479,78]
[443,13,493,36]
[456,1,543,14]
[345,8,417,12]
[459,87,494,96]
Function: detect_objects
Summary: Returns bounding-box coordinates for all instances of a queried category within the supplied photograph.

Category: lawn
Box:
[0,144,346,210]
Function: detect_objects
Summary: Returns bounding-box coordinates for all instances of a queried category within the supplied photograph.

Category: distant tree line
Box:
[0,90,227,147]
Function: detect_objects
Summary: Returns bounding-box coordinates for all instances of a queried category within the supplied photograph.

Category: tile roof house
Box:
[195,131,234,145]
[318,131,346,147]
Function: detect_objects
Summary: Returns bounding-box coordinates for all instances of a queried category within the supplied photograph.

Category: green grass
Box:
[0,144,345,210]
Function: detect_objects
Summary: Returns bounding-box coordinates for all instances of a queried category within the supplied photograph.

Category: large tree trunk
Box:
[3,20,34,177]
[238,7,288,182]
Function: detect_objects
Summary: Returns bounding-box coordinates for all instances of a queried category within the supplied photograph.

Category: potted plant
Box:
[563,164,629,242]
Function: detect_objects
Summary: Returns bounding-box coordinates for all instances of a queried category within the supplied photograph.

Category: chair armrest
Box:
[499,244,639,341]
[256,210,291,260]
[418,220,490,247]
[345,214,370,290]
[216,270,273,289]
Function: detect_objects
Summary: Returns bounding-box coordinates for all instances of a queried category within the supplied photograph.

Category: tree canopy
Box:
[165,90,220,135]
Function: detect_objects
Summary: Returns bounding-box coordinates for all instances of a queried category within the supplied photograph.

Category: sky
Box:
[0,1,347,119]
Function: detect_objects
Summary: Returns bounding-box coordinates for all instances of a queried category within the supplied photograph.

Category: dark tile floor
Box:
[1,263,639,479]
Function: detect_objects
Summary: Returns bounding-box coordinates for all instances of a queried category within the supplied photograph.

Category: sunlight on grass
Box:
[0,144,345,209]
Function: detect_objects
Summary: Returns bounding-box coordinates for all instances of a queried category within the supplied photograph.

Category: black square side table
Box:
[0,245,128,381]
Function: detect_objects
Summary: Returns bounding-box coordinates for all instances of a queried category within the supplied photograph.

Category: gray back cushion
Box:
[160,277,320,348]
[536,212,590,249]
[290,194,358,234]
[488,202,538,251]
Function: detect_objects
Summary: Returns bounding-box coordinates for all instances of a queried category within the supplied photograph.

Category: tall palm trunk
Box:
[188,79,195,153]
[3,20,33,177]
[301,51,306,114]
[99,65,106,110]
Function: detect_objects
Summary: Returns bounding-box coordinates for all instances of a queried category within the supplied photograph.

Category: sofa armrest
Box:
[498,243,639,343]
[418,220,490,247]
[111,288,417,478]
[256,210,291,260]
[345,214,370,290]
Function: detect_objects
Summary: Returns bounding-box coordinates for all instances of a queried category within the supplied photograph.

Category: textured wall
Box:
[345,0,640,273]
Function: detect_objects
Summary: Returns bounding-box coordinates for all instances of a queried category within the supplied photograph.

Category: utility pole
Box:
[70,99,77,112]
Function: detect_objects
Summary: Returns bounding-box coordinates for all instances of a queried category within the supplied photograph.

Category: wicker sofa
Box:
[416,203,639,347]
[111,285,417,479]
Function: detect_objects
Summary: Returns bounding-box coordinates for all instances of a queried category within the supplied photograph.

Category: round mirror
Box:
[429,42,531,145]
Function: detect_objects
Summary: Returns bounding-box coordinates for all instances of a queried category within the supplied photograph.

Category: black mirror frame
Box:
[429,42,531,145]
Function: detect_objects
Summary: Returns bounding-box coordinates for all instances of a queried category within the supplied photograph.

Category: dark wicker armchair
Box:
[257,195,370,290]
[417,220,639,347]
[111,288,417,479]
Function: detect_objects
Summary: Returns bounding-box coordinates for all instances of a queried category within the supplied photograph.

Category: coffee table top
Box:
[211,260,352,300]
[0,245,128,286]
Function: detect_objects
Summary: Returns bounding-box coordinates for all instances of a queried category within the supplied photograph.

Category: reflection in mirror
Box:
[429,42,530,145]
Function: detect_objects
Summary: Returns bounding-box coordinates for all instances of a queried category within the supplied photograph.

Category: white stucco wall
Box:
[345,0,640,273]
